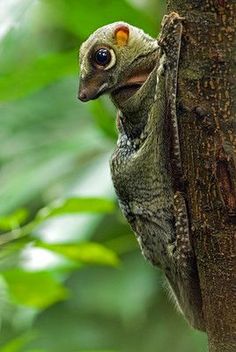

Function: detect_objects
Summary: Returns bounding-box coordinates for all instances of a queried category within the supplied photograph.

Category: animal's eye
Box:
[94,48,111,66]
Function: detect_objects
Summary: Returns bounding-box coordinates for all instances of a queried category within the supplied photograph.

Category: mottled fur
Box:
[79,13,205,331]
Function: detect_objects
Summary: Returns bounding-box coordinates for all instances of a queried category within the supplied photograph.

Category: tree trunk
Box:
[166,1,236,351]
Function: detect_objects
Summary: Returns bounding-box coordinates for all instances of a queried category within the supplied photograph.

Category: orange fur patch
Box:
[115,25,129,46]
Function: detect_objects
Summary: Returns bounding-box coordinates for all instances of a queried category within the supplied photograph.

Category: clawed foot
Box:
[161,12,185,33]
[158,12,184,56]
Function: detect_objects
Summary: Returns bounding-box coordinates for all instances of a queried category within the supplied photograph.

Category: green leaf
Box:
[3,270,68,308]
[0,208,29,231]
[0,334,33,352]
[38,242,119,267]
[37,197,115,220]
[0,198,115,246]
[46,0,156,38]
[90,99,117,140]
[0,51,76,102]
[24,350,46,352]
[25,350,46,352]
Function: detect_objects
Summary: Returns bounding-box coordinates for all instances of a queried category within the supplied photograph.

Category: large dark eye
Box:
[94,48,111,66]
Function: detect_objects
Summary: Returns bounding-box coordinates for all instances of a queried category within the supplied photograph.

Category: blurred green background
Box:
[0,1,207,351]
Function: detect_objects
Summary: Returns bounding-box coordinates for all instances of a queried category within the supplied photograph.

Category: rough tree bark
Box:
[166,1,236,351]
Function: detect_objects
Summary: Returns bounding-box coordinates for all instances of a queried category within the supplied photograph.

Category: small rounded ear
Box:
[114,25,130,46]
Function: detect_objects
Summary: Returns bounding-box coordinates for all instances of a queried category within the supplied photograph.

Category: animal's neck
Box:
[117,112,145,139]
[110,49,159,108]
[111,60,159,139]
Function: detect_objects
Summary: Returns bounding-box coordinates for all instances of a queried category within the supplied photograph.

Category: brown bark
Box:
[166,1,236,351]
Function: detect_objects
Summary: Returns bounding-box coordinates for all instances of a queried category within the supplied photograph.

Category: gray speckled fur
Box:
[79,14,205,331]
[110,57,174,268]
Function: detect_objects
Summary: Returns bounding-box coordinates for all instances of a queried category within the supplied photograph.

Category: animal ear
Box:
[114,25,130,46]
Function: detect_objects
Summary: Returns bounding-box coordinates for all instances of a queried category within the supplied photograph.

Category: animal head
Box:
[78,22,158,107]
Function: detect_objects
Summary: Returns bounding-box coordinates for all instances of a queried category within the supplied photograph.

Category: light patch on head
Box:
[97,82,109,94]
[114,25,129,46]
[104,48,116,70]
[80,60,88,79]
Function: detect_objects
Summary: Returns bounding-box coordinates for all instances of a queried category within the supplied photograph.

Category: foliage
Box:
[0,0,207,351]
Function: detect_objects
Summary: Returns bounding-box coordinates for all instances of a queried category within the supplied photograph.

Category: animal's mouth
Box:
[93,72,148,101]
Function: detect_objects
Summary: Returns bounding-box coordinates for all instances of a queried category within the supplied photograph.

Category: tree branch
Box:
[166,1,236,351]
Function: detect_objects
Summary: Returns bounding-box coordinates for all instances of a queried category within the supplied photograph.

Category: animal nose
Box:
[78,90,88,102]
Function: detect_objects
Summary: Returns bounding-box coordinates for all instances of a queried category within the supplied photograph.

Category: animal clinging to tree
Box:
[78,13,205,331]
